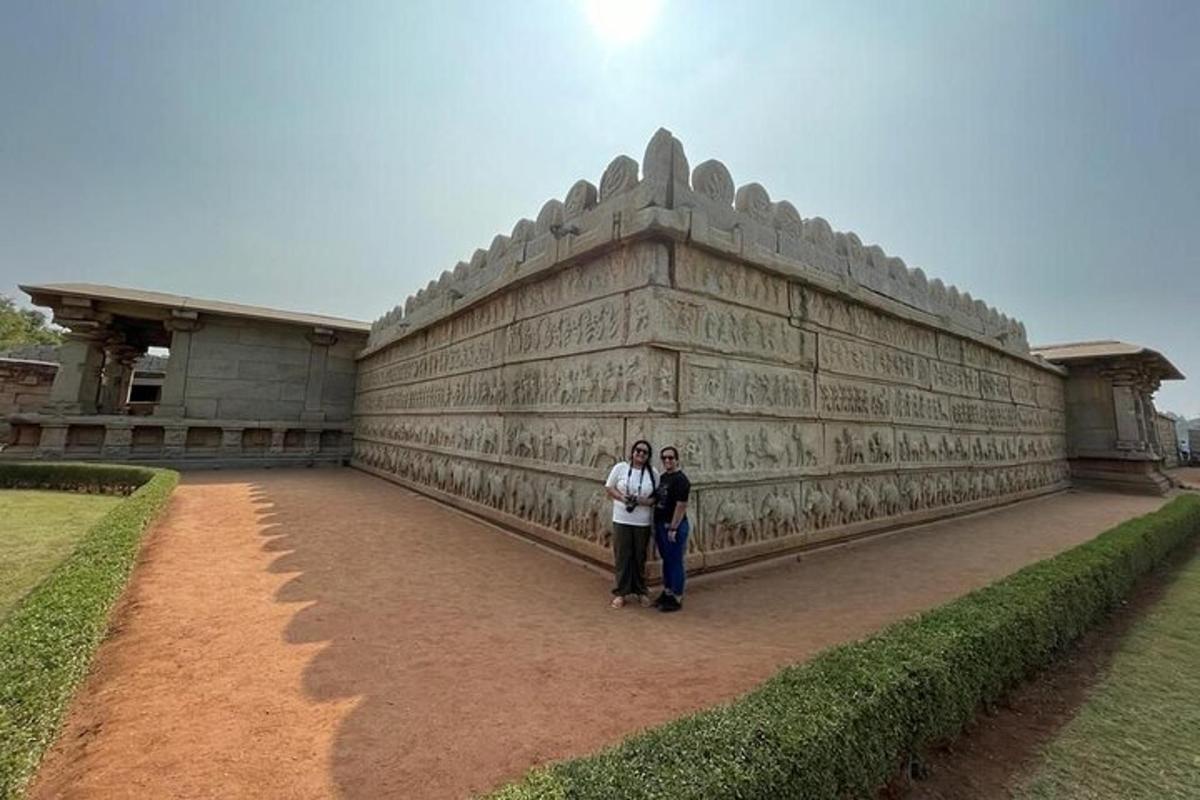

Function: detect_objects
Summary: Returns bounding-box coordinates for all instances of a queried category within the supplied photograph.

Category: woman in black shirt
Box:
[652,446,691,613]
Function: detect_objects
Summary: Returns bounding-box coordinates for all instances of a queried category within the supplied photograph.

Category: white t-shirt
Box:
[605,461,659,526]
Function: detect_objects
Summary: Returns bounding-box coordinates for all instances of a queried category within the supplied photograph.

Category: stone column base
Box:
[1069,458,1172,496]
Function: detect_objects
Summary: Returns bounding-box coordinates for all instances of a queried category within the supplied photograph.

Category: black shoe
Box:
[659,595,682,613]
[651,591,667,608]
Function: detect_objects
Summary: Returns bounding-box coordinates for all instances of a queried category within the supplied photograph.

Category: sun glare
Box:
[582,0,664,46]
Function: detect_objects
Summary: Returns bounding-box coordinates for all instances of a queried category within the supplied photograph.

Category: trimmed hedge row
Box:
[0,463,179,799]
[0,462,159,496]
[491,494,1200,800]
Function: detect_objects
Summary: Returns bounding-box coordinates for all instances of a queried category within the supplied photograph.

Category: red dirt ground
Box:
[27,470,1165,800]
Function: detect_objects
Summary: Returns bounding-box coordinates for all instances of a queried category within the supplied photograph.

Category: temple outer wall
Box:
[178,317,359,422]
[0,358,57,443]
[3,287,368,468]
[353,238,1070,575]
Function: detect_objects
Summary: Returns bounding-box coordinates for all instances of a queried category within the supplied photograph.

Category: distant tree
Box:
[0,294,62,347]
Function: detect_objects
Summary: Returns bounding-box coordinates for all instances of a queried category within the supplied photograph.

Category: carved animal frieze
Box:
[797,287,939,358]
[631,288,814,366]
[674,247,789,316]
[630,419,822,481]
[679,353,816,417]
[819,333,931,389]
[505,295,624,362]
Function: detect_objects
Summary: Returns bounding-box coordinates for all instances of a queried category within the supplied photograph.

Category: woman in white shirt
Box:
[603,440,658,609]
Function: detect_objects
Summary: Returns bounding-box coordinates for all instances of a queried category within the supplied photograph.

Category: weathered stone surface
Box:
[680,354,816,417]
[351,131,1075,575]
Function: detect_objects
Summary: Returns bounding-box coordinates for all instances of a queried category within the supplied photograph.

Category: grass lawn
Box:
[1015,548,1200,799]
[0,490,121,622]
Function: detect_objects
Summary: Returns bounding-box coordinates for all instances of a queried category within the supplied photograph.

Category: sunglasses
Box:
[633,448,649,455]
[661,455,677,461]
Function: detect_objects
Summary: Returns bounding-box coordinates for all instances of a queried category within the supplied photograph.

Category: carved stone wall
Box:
[0,358,57,442]
[352,130,1069,574]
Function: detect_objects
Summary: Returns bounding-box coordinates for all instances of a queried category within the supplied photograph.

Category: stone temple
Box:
[2,129,1185,576]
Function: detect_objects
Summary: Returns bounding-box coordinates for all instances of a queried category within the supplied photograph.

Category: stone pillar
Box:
[303,428,322,455]
[37,422,68,458]
[301,327,337,423]
[1109,372,1143,452]
[98,342,141,415]
[1139,378,1162,458]
[46,332,107,414]
[269,428,287,455]
[102,423,133,459]
[156,310,202,418]
[162,424,188,459]
[221,426,244,458]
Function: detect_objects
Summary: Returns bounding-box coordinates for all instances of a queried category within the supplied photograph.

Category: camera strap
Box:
[625,463,651,497]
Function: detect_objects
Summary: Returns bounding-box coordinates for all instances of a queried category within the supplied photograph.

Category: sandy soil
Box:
[1169,465,1200,489]
[27,471,1166,800]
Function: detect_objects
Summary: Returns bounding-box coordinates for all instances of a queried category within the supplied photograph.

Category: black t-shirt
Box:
[654,470,691,524]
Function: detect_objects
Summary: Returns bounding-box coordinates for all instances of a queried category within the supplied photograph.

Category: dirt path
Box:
[28,470,1165,800]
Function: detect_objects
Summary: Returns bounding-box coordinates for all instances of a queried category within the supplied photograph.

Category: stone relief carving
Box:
[929,360,981,398]
[681,354,815,417]
[700,482,806,551]
[513,243,667,321]
[819,333,931,388]
[354,129,1072,573]
[505,295,624,362]
[356,369,505,413]
[978,371,1012,402]
[798,287,939,358]
[826,424,895,469]
[630,419,822,482]
[355,414,502,459]
[630,288,813,366]
[502,416,624,472]
[368,129,1031,358]
[358,330,505,392]
[1009,376,1036,407]
[674,247,790,317]
[890,386,953,427]
[817,376,893,421]
[506,348,675,412]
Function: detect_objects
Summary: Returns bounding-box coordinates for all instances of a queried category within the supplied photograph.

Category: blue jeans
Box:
[654,518,690,597]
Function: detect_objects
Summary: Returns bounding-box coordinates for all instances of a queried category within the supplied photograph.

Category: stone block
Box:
[187,358,239,380]
[185,398,219,419]
[217,398,303,421]
[238,360,309,382]
[186,377,280,401]
[236,325,311,349]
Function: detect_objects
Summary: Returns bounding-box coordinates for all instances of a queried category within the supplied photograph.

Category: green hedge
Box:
[491,494,1200,800]
[0,463,179,799]
[0,462,156,495]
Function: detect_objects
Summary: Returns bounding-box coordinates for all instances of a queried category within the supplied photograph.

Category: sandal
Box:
[609,596,625,609]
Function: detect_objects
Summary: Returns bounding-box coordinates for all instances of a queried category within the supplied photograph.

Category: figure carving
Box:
[714,499,755,549]
[803,487,833,529]
[761,492,800,537]
[833,483,859,524]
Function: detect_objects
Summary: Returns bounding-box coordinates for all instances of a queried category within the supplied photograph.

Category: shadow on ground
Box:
[239,470,1165,799]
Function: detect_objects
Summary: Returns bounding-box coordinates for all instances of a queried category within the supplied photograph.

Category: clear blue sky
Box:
[2,1,1197,416]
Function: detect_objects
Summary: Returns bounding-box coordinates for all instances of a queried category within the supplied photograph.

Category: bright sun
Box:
[582,0,664,45]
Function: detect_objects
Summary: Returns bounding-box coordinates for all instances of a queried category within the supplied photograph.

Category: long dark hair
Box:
[627,439,656,491]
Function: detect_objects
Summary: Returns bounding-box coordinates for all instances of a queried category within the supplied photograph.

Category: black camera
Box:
[624,495,638,513]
